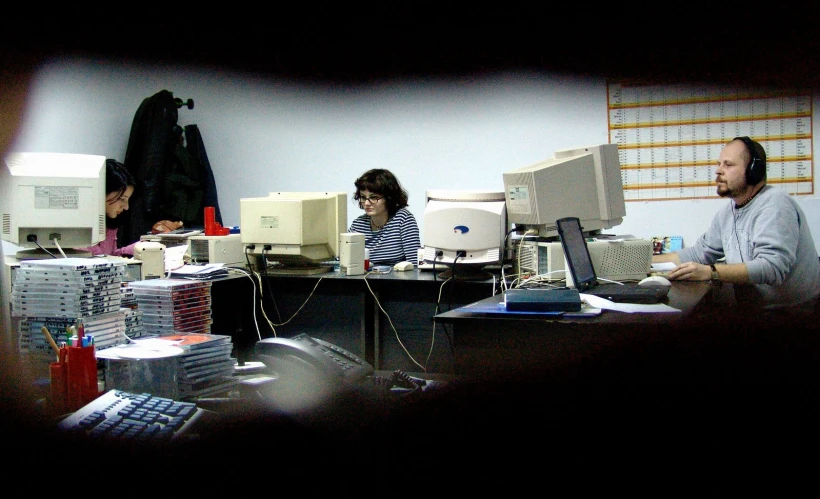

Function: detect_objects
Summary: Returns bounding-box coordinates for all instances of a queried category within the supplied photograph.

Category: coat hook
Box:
[174,97,194,110]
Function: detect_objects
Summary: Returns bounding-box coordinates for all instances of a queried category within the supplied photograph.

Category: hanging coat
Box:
[119,90,222,246]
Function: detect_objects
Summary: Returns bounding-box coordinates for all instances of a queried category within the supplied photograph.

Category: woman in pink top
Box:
[78,159,138,256]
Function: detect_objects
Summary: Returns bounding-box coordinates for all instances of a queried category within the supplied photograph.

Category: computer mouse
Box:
[638,275,672,291]
[393,261,415,271]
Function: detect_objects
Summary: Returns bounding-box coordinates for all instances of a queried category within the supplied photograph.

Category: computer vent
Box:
[2,213,9,236]
[591,240,652,281]
[190,239,209,261]
[517,243,537,273]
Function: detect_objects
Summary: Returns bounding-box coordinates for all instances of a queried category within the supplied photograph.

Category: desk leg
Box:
[365,289,379,370]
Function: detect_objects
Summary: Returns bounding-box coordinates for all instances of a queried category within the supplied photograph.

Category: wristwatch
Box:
[710,264,720,282]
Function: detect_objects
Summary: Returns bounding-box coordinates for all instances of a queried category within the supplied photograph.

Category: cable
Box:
[266,277,325,333]
[32,240,57,258]
[432,276,455,367]
[227,267,264,342]
[53,239,67,258]
[362,272,426,373]
[734,204,744,262]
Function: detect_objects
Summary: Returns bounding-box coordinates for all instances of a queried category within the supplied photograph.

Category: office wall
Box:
[7,56,820,251]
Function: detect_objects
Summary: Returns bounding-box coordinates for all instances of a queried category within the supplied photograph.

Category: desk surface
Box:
[434,281,713,324]
[262,266,499,284]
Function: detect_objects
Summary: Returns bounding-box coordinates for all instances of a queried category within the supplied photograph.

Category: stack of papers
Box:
[168,263,229,280]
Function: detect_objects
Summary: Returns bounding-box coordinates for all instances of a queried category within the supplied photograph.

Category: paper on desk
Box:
[170,262,226,274]
[164,243,188,272]
[650,262,677,272]
[580,294,681,313]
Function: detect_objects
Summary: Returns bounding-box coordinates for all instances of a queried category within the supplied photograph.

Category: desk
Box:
[433,281,714,376]
[257,269,499,372]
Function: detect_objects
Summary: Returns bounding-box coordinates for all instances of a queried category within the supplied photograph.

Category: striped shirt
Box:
[349,208,421,265]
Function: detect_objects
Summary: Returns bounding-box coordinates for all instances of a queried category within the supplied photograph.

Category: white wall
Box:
[8,56,820,251]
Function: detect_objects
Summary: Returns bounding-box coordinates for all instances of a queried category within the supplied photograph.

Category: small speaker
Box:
[133,241,166,279]
[339,232,365,276]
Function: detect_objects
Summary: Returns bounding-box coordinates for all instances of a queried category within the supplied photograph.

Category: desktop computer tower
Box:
[516,241,566,281]
[517,238,652,282]
[188,234,244,266]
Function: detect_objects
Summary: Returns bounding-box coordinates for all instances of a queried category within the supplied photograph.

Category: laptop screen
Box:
[556,216,597,291]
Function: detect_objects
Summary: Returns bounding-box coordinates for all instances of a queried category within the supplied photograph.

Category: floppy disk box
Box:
[505,288,582,312]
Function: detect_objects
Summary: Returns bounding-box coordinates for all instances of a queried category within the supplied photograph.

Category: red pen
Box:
[76,319,85,348]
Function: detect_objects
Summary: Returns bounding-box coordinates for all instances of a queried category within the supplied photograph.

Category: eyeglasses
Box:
[359,195,383,204]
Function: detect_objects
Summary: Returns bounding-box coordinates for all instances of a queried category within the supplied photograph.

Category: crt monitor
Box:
[240,192,347,271]
[422,190,507,271]
[502,143,626,239]
[0,152,106,259]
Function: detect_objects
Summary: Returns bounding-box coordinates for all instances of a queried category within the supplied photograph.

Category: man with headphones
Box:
[653,136,820,315]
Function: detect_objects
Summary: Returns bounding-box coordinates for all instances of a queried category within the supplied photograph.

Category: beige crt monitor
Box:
[503,143,626,239]
[240,192,347,264]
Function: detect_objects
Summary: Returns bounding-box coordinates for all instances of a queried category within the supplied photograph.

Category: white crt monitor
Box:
[502,143,626,238]
[0,152,106,258]
[240,192,347,263]
[422,190,507,265]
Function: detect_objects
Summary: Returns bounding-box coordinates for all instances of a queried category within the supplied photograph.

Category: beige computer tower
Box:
[188,234,244,266]
[516,240,566,281]
[517,238,652,282]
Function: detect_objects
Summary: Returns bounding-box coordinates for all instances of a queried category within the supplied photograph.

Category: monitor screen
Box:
[0,152,106,259]
[239,192,347,271]
[502,143,626,239]
[422,190,507,266]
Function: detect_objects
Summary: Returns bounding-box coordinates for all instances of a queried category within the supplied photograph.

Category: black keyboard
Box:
[57,390,206,442]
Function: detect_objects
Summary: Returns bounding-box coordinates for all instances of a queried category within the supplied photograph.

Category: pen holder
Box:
[66,346,99,411]
[49,361,68,414]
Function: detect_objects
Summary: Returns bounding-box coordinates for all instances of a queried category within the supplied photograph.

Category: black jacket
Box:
[119,90,222,246]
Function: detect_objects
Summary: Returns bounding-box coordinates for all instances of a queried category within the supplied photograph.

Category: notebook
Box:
[556,217,665,304]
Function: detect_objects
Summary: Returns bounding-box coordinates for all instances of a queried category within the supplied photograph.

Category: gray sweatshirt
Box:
[677,185,820,309]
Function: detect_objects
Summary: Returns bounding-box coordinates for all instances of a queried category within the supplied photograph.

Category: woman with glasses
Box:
[349,168,421,265]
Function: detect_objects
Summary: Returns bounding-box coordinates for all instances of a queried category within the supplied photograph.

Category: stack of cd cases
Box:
[12,258,124,319]
[12,258,128,364]
[100,333,237,399]
[129,279,213,336]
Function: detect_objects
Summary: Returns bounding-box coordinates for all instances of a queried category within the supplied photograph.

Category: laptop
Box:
[556,217,665,304]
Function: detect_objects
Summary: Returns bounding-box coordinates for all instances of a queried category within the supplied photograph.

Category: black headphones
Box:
[734,136,766,185]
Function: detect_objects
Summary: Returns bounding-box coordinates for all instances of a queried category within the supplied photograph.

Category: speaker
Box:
[134,241,165,279]
[735,136,766,185]
[339,232,365,276]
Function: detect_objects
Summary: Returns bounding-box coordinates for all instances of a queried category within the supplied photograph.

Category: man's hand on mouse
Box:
[667,261,710,281]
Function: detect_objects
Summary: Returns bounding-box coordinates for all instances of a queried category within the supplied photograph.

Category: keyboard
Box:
[57,389,206,443]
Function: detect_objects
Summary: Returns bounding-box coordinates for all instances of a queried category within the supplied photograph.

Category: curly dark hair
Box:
[353,169,409,218]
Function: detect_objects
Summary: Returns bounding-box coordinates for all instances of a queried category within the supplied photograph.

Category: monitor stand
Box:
[16,248,92,260]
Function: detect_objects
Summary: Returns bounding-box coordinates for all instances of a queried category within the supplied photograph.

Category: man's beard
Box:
[716,179,750,199]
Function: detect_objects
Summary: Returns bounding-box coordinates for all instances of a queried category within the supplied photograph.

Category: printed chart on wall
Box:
[607,81,814,201]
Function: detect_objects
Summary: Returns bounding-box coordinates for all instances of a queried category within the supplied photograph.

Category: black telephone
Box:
[254,333,374,385]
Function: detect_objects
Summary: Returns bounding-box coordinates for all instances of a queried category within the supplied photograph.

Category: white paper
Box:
[164,243,189,272]
[170,262,226,275]
[580,293,681,313]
